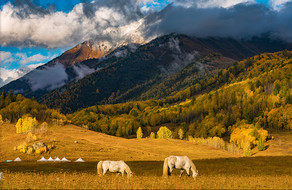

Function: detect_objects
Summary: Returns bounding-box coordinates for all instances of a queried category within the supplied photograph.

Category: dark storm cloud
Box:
[144,2,292,41]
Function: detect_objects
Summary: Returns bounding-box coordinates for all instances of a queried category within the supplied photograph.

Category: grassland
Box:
[1,123,292,189]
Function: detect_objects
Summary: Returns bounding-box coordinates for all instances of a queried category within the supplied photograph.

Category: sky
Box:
[0,0,292,87]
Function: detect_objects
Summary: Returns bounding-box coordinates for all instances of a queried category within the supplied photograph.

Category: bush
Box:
[157,126,173,139]
[0,114,3,125]
[257,137,265,151]
[149,132,156,139]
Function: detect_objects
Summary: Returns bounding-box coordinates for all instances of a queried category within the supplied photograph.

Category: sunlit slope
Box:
[1,124,292,162]
[1,124,237,162]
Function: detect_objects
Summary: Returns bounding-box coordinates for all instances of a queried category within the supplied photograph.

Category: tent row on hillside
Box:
[37,157,85,162]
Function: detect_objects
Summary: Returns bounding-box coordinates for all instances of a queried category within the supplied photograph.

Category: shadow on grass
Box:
[0,156,291,177]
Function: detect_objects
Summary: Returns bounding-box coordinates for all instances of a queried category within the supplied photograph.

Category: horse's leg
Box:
[185,167,190,176]
[121,170,124,177]
[169,166,173,176]
[103,169,108,176]
[179,169,184,177]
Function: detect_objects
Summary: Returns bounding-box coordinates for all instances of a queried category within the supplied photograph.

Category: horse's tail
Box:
[97,161,103,175]
[189,158,198,178]
[163,157,169,177]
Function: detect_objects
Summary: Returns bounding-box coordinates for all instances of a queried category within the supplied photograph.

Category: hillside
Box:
[39,34,292,113]
[0,123,237,162]
[68,50,292,140]
[1,123,291,163]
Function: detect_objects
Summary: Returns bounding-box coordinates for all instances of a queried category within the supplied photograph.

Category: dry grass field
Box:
[1,123,292,189]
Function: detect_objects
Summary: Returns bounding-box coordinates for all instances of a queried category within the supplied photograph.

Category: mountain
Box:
[38,34,292,113]
[0,39,126,98]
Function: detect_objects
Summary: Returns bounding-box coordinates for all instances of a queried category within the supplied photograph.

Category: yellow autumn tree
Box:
[136,127,143,139]
[15,116,38,134]
[230,124,268,156]
[157,126,173,139]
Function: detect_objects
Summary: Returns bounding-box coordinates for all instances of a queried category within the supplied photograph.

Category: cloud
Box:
[0,51,12,61]
[144,2,292,42]
[270,0,292,9]
[0,0,146,48]
[1,0,292,50]
[18,53,49,64]
[73,64,96,80]
[0,63,42,87]
[24,62,68,91]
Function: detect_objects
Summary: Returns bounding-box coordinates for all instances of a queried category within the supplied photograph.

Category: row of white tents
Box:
[38,157,85,162]
[7,157,85,162]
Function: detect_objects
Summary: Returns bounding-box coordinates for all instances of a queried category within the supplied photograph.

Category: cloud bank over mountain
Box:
[1,0,292,50]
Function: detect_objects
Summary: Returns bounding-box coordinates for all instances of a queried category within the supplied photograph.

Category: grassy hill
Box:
[0,123,237,162]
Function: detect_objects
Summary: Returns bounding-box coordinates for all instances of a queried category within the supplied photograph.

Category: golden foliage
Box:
[136,127,143,139]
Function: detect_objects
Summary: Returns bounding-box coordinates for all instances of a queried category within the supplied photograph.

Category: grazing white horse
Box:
[97,160,133,177]
[163,156,198,179]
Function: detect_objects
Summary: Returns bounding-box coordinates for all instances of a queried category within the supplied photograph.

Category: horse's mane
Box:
[189,158,197,171]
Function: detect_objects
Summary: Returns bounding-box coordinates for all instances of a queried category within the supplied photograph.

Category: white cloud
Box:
[270,0,292,9]
[0,63,42,87]
[18,53,49,64]
[0,51,12,61]
[0,1,146,48]
[24,62,68,91]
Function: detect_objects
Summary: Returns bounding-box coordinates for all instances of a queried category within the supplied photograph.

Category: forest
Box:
[68,50,291,138]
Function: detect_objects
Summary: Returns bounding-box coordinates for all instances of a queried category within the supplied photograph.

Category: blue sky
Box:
[0,0,291,87]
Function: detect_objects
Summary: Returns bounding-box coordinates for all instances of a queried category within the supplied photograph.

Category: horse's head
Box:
[130,171,134,177]
[192,170,198,178]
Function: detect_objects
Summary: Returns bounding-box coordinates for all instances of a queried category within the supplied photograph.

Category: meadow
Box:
[1,124,292,189]
[0,156,292,189]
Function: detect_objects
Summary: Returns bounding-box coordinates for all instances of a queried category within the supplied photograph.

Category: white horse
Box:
[97,160,133,177]
[163,156,198,179]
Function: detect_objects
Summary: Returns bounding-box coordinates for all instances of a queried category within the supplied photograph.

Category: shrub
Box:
[178,128,184,140]
[157,126,173,139]
[149,132,156,139]
[136,127,143,139]
[0,114,3,125]
[257,137,265,151]
[26,132,37,143]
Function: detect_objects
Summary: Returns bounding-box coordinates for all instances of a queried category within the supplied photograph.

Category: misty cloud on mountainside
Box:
[1,0,292,49]
[73,64,96,80]
[24,62,68,91]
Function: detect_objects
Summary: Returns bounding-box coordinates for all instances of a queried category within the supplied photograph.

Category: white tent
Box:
[75,158,85,162]
[61,157,71,162]
[47,157,54,161]
[37,157,47,162]
[54,157,61,161]
[14,157,22,162]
